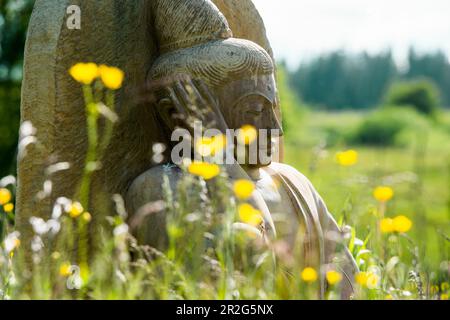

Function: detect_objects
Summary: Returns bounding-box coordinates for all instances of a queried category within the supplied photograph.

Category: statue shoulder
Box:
[266,162,324,213]
[268,162,313,187]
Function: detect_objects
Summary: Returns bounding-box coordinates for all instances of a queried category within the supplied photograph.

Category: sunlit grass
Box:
[284,111,450,271]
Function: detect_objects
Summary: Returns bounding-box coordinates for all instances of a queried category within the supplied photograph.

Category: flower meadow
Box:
[0,63,449,300]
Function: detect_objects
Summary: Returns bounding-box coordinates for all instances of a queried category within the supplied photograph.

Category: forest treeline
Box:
[288,49,450,109]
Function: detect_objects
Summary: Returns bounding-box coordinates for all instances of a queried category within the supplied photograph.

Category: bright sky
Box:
[252,0,450,68]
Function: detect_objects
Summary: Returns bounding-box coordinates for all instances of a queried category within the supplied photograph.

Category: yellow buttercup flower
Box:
[380,218,395,233]
[0,188,12,205]
[355,271,379,289]
[373,186,394,202]
[82,212,92,223]
[69,62,99,85]
[233,179,255,200]
[380,216,412,233]
[238,203,263,226]
[196,137,214,157]
[237,125,258,145]
[430,285,439,294]
[326,270,342,286]
[366,273,380,289]
[99,65,125,90]
[188,161,221,180]
[13,239,20,250]
[355,272,369,287]
[59,262,72,277]
[336,150,358,167]
[392,215,412,233]
[441,294,449,300]
[3,203,14,213]
[67,202,84,219]
[195,135,226,157]
[301,267,318,283]
[51,252,61,260]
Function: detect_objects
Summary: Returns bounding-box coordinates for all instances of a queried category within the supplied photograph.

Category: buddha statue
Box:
[126,0,357,299]
[17,0,279,260]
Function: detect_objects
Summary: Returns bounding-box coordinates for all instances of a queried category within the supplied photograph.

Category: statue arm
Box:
[269,163,358,298]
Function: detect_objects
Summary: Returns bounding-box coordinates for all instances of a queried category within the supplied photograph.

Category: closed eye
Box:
[246,109,263,116]
[245,104,264,116]
[159,98,172,106]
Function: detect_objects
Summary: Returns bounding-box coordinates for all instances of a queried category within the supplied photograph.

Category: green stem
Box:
[0,208,5,243]
[78,85,98,208]
[75,85,98,279]
[218,187,235,300]
[98,91,116,157]
[378,201,386,260]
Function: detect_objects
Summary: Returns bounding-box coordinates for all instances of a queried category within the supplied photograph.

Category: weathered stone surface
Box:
[18,0,158,252]
[212,0,273,58]
[17,0,278,249]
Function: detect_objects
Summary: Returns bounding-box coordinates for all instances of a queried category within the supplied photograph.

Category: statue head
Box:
[152,0,232,55]
[148,0,282,167]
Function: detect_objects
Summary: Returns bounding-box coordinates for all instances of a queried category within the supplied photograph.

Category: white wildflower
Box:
[19,121,36,139]
[115,270,127,283]
[4,232,20,253]
[47,219,61,235]
[52,197,71,219]
[0,175,16,188]
[114,224,129,237]
[31,236,44,252]
[30,217,49,235]
[37,180,53,200]
[46,162,71,175]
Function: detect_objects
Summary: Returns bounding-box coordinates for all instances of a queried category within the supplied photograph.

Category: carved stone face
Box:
[155,73,282,167]
[216,74,283,167]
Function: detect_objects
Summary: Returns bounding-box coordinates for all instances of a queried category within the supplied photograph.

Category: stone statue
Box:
[126,1,357,299]
[18,0,355,298]
[17,0,279,253]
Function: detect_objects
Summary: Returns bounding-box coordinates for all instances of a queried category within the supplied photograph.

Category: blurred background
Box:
[0,1,449,271]
[252,0,450,271]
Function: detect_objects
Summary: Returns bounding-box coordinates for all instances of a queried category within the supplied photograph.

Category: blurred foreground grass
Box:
[0,64,449,300]
[0,109,447,300]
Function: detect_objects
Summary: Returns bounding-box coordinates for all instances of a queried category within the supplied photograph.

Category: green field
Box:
[284,111,450,270]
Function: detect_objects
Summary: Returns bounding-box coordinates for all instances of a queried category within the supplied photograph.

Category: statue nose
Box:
[269,110,284,137]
